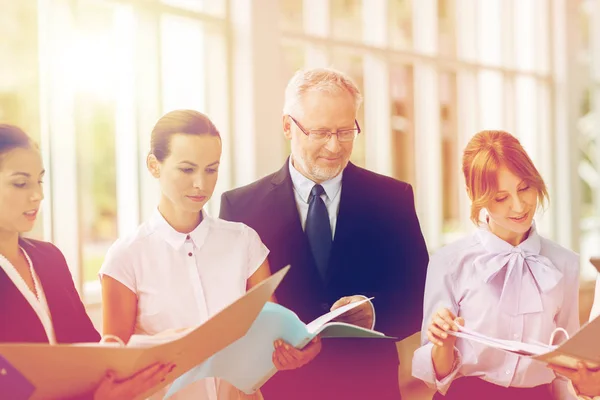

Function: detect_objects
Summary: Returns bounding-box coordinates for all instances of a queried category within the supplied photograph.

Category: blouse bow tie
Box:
[474,227,563,316]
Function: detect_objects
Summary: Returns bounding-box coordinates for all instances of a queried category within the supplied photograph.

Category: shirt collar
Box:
[288,156,343,203]
[476,221,541,256]
[149,208,211,250]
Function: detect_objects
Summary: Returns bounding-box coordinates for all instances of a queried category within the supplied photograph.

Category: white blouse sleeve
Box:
[98,240,137,294]
[243,225,270,279]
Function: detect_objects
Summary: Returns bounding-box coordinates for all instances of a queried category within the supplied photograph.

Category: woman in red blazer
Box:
[0,124,173,399]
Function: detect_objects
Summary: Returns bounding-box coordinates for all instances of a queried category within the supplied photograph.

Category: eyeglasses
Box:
[288,116,361,143]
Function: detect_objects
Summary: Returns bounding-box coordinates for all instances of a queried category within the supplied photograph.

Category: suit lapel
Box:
[0,241,50,343]
[20,239,62,336]
[268,160,326,288]
[268,160,305,246]
[325,163,361,284]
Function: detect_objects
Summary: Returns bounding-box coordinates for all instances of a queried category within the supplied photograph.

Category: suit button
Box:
[321,303,329,311]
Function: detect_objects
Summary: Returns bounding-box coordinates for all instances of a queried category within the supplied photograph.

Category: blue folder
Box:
[165,299,394,397]
[0,354,35,400]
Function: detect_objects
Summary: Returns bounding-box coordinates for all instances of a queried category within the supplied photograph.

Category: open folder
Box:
[448,314,600,369]
[0,266,289,400]
[166,297,395,397]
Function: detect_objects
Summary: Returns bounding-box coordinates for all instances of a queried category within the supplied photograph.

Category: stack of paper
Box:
[447,315,600,369]
[448,325,556,356]
[166,297,395,397]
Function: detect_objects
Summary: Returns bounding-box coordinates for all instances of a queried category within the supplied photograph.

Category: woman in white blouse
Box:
[0,124,174,400]
[100,110,321,400]
[412,130,580,400]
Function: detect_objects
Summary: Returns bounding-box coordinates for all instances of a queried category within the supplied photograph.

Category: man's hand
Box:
[330,295,374,329]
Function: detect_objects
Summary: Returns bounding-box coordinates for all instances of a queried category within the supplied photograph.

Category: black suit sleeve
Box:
[219,192,235,221]
[398,184,429,337]
[375,184,429,340]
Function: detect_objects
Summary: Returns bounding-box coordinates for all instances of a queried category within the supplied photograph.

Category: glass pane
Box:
[390,65,415,185]
[76,96,118,284]
[580,0,592,57]
[512,0,535,71]
[0,0,43,238]
[477,70,504,128]
[440,71,459,232]
[161,0,225,17]
[0,1,40,140]
[279,0,303,32]
[160,14,206,113]
[477,0,502,66]
[389,0,412,49]
[438,0,456,57]
[331,0,363,42]
[71,2,119,284]
[514,76,538,163]
[331,48,365,167]
[535,0,551,74]
[281,40,306,80]
[281,40,306,154]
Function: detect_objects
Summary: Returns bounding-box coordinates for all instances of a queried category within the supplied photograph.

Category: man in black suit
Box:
[220,68,429,399]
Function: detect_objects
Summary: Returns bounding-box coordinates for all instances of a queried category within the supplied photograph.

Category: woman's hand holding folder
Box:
[272,335,322,371]
[549,362,600,398]
[92,362,176,400]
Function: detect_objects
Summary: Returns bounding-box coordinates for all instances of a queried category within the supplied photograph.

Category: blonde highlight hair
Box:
[462,130,548,225]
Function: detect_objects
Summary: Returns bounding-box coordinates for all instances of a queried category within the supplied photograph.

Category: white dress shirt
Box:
[288,157,343,238]
[99,209,269,400]
[0,249,56,344]
[288,157,376,328]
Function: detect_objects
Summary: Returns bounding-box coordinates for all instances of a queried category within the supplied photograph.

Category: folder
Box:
[533,315,600,369]
[0,266,289,400]
[590,257,600,273]
[166,297,396,397]
[447,313,600,369]
[0,354,35,400]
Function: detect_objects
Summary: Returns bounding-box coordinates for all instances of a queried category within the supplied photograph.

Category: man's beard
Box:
[297,153,345,182]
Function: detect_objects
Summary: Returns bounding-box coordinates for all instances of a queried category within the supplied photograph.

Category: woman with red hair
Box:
[412,130,580,399]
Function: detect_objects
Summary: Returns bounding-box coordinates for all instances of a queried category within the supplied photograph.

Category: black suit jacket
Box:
[0,238,100,344]
[220,161,429,400]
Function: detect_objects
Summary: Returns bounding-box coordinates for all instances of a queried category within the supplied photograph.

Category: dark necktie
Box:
[305,184,332,279]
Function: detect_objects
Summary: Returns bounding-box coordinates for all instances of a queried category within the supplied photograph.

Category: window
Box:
[440,71,459,232]
[438,0,456,57]
[331,48,366,167]
[331,0,363,42]
[160,14,206,113]
[1,0,571,300]
[390,65,415,185]
[279,0,303,32]
[32,0,227,299]
[0,1,43,238]
[161,0,226,16]
[389,0,412,49]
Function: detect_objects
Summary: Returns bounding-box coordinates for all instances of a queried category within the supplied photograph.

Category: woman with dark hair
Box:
[100,110,321,400]
[0,124,174,399]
